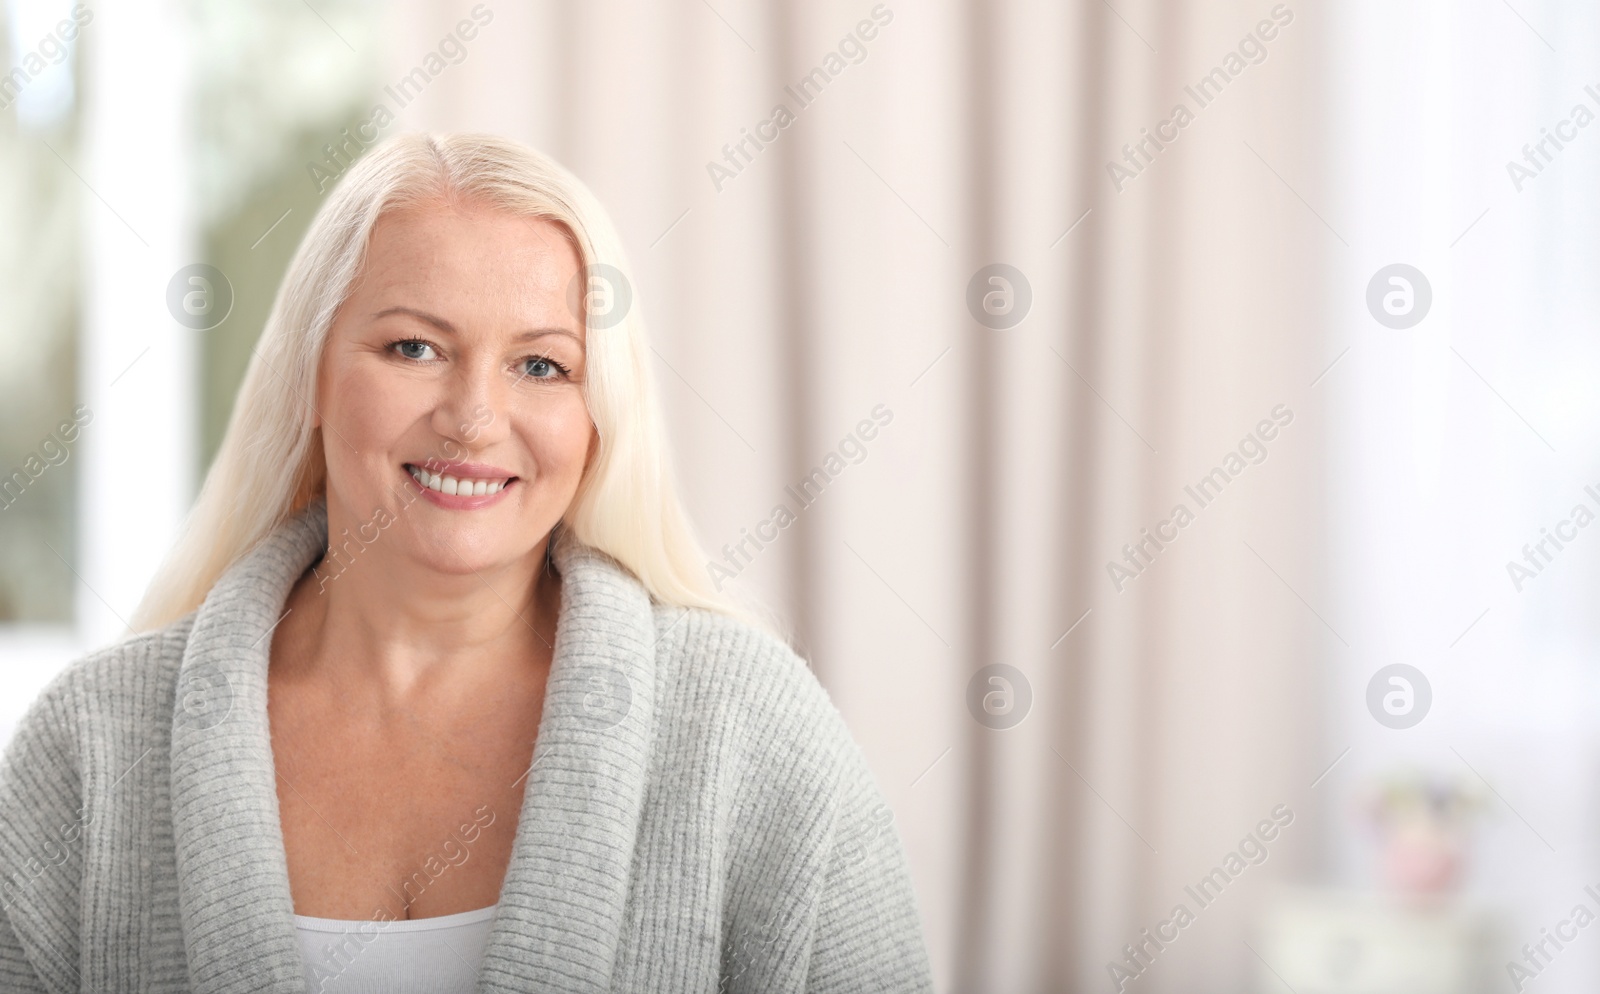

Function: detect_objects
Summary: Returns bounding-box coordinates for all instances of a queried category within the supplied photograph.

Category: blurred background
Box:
[1,0,1595,990]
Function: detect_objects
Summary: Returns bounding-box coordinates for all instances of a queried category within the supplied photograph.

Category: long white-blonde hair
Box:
[131,132,780,639]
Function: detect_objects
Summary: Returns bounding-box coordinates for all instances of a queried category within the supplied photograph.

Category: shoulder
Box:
[646,602,874,827]
[16,616,194,738]
[0,615,194,972]
[1,613,195,792]
[650,603,850,752]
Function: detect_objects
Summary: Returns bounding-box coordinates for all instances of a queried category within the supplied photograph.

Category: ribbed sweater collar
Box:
[168,495,657,993]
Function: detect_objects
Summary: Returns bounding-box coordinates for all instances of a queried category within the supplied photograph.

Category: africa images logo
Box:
[1105,405,1294,592]
[1105,4,1294,193]
[704,4,894,193]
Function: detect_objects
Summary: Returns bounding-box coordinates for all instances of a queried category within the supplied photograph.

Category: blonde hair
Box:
[131,132,781,639]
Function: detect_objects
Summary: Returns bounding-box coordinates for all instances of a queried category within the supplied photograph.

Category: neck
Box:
[280,515,560,703]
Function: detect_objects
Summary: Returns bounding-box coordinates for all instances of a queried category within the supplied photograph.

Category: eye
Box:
[389,339,438,361]
[522,354,572,380]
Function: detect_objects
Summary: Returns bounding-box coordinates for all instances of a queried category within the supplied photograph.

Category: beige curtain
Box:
[385,0,1326,988]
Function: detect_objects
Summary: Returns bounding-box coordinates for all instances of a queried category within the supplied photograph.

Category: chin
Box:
[414,527,542,576]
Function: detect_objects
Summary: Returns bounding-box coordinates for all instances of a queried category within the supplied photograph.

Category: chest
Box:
[268,690,543,921]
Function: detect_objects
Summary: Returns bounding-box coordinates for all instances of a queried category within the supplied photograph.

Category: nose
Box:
[431,356,509,459]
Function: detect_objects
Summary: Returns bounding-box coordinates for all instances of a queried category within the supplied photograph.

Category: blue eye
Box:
[523,355,570,379]
[392,340,436,361]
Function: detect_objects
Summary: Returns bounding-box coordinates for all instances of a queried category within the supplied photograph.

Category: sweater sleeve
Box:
[0,911,48,993]
[803,737,935,994]
[0,671,86,993]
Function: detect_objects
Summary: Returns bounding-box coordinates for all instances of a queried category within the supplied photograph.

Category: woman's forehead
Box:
[368,203,577,270]
[354,206,585,335]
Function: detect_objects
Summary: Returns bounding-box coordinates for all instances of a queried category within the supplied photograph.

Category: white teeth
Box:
[407,465,510,497]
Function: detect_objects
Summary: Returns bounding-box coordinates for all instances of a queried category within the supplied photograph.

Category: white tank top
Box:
[294,903,498,994]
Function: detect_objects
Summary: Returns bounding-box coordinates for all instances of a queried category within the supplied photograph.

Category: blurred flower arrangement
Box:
[1361,772,1488,897]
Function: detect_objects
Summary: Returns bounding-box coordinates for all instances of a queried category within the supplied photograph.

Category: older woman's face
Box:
[313,201,595,575]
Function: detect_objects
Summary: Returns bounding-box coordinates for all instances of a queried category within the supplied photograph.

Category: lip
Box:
[402,462,518,510]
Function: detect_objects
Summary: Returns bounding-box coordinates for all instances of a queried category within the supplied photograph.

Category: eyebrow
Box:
[372,306,583,346]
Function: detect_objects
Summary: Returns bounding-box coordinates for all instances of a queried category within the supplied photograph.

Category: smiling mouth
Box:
[404,464,518,497]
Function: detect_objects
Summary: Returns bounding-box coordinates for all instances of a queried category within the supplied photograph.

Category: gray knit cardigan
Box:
[0,497,934,992]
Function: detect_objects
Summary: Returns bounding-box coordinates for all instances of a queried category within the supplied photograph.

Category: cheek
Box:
[330,360,416,420]
[320,359,426,470]
[519,396,594,475]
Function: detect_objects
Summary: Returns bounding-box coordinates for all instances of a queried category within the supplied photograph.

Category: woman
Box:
[0,133,933,993]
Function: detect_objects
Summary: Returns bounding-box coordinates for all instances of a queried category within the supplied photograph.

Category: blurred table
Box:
[1254,887,1501,994]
